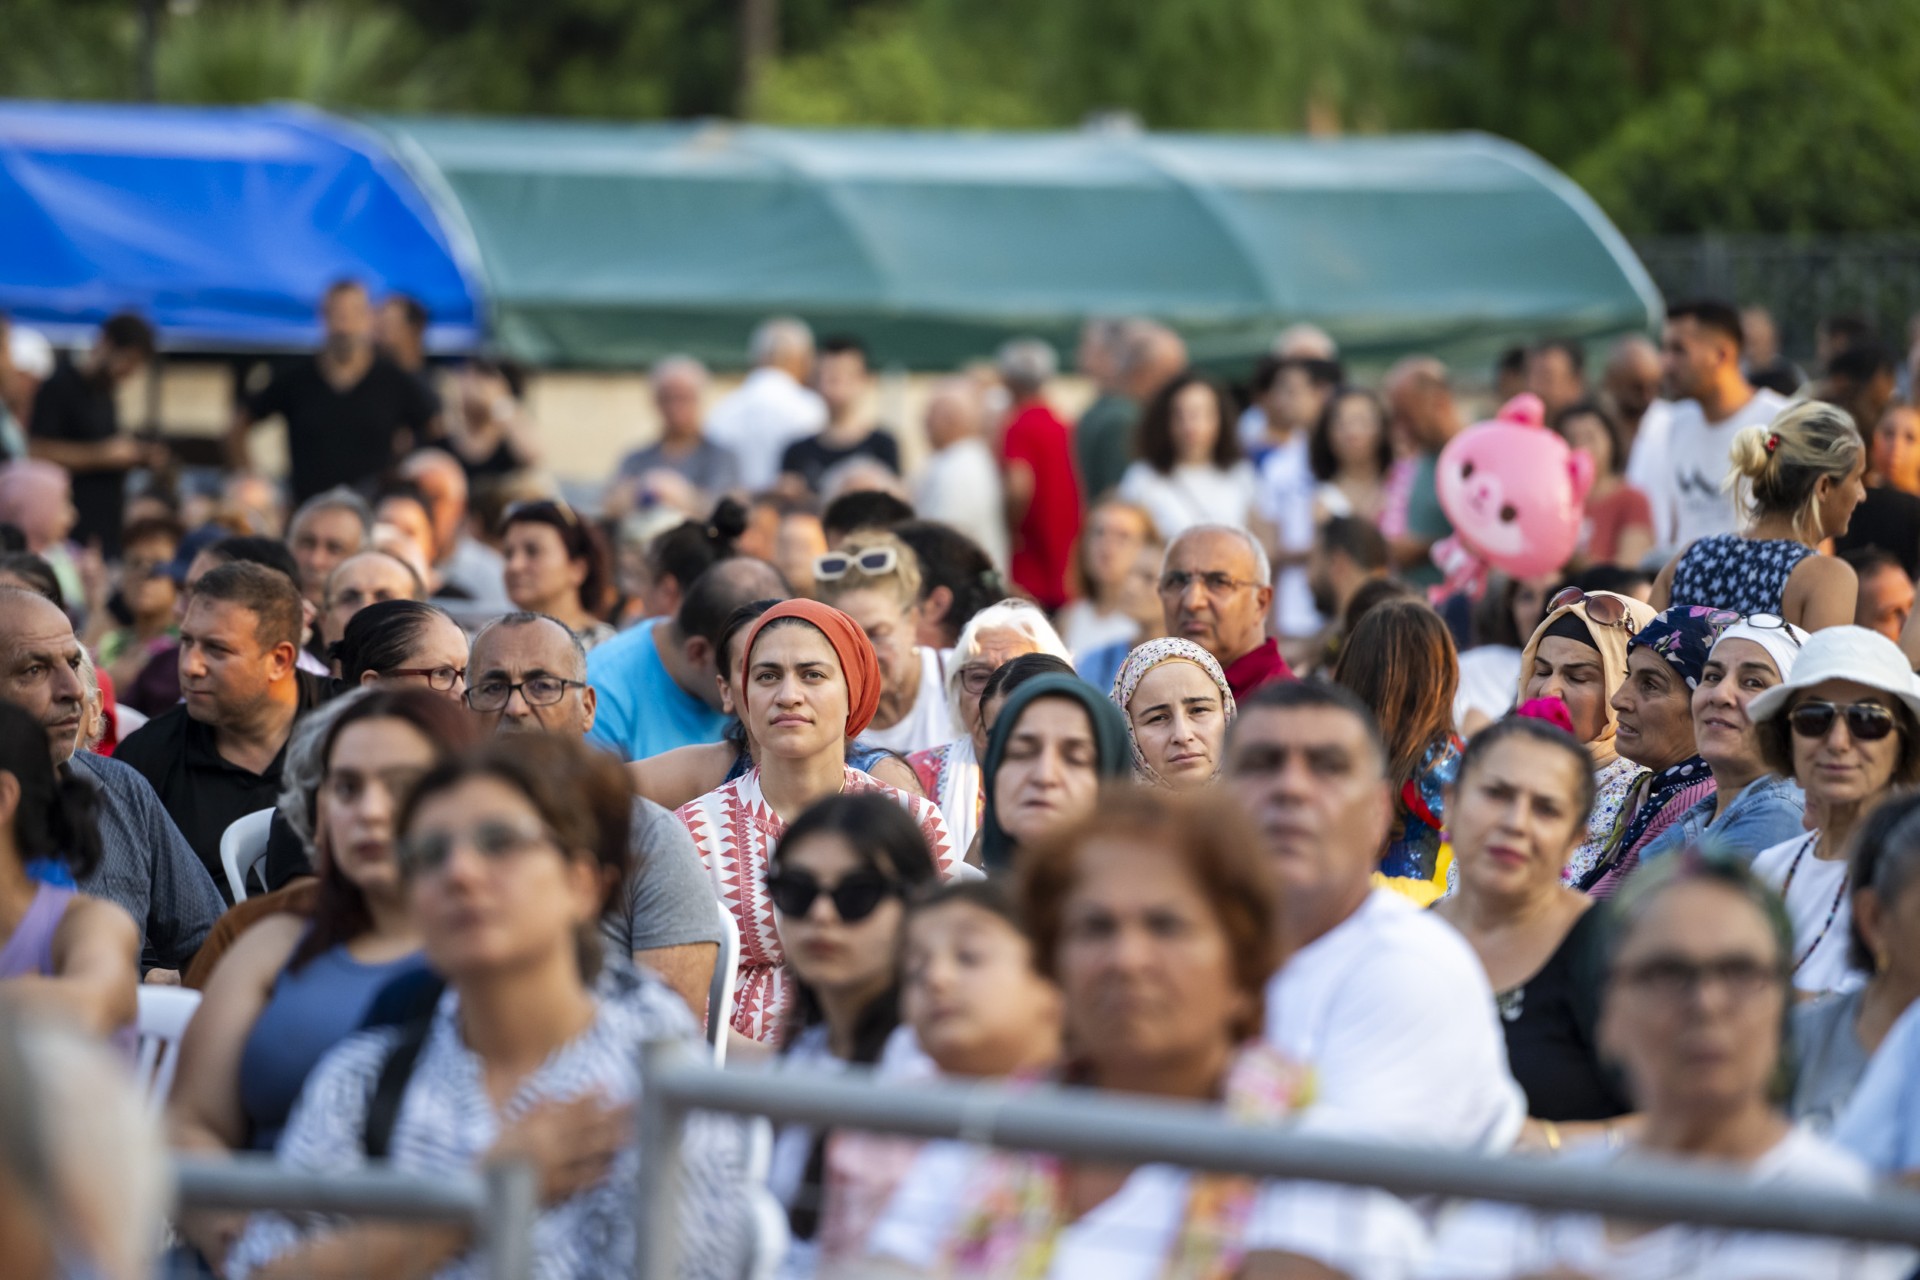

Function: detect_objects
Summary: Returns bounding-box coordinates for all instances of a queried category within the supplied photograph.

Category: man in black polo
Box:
[27,312,160,557]
[227,280,440,503]
[116,561,316,898]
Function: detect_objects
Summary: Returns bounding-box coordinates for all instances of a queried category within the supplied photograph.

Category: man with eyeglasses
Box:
[466,611,726,1015]
[1159,524,1292,702]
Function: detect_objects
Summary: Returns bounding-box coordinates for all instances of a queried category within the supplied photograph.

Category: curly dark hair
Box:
[1135,371,1241,474]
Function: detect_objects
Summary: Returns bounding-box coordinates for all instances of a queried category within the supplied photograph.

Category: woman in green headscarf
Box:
[976,674,1130,871]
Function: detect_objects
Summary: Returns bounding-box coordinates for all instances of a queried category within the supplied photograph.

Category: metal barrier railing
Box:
[635,1038,1920,1280]
[173,1154,536,1280]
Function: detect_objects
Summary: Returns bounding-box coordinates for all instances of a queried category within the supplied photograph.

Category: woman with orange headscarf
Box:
[676,600,959,1043]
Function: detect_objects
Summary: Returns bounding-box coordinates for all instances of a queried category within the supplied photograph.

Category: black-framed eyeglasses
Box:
[1158,570,1262,597]
[397,818,560,877]
[387,665,466,692]
[1788,699,1898,742]
[764,866,899,922]
[464,676,587,712]
[815,547,899,582]
[957,664,997,695]
[1613,954,1784,1004]
[1548,586,1637,633]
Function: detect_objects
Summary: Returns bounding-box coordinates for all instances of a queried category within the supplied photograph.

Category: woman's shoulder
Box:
[674,770,757,827]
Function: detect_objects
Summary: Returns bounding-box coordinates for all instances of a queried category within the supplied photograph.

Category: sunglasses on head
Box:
[1548,586,1637,633]
[1732,612,1804,647]
[814,547,899,582]
[1788,699,1899,742]
[503,498,580,530]
[764,866,899,922]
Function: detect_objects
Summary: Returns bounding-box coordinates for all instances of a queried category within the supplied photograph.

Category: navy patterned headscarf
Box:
[1625,605,1726,690]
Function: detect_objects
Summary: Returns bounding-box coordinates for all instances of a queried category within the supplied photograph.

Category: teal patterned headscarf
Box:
[979,674,1130,872]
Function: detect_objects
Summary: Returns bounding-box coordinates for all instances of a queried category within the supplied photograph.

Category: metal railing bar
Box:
[173,1154,489,1223]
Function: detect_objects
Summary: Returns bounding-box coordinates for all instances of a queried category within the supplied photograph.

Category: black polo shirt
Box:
[30,357,126,555]
[113,674,329,901]
[245,354,439,503]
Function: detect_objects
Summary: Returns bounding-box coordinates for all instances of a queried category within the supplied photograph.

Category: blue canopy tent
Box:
[0,101,483,351]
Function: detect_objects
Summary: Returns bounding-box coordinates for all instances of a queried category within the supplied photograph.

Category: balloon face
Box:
[1436,394,1594,580]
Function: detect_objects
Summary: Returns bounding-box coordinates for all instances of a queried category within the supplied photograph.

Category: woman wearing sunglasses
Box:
[1653,399,1866,632]
[499,500,616,651]
[676,599,957,1044]
[1748,625,1920,995]
[1517,587,1660,888]
[330,599,470,703]
[813,531,957,756]
[763,793,941,1277]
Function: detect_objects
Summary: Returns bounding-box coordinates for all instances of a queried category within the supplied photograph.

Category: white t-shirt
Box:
[869,1139,1430,1280]
[1624,399,1675,529]
[1265,889,1526,1151]
[914,438,1010,572]
[1420,1126,1912,1280]
[1253,434,1323,638]
[1117,460,1258,541]
[705,367,830,493]
[1644,390,1787,551]
[1453,645,1521,729]
[1055,600,1141,661]
[1752,832,1865,997]
[858,647,956,757]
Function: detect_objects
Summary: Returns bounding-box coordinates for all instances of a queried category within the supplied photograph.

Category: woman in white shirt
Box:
[1423,852,1912,1280]
[1745,625,1920,996]
[1117,372,1258,539]
[1054,500,1162,658]
[817,532,957,755]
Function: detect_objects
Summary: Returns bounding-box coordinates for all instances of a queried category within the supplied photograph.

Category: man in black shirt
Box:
[778,335,900,495]
[27,312,158,557]
[228,280,440,504]
[115,560,315,899]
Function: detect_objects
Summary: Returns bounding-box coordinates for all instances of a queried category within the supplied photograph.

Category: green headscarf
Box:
[979,673,1131,873]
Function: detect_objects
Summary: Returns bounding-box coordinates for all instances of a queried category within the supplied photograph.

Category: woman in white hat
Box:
[1636,615,1811,866]
[1748,625,1920,995]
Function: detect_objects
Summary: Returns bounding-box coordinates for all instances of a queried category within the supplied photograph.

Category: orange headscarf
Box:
[740,600,883,739]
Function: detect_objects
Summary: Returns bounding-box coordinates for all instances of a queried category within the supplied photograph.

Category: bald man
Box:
[1382,356,1462,588]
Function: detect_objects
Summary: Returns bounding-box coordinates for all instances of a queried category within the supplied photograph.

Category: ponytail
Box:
[0,702,102,880]
[646,497,746,594]
[1726,400,1863,542]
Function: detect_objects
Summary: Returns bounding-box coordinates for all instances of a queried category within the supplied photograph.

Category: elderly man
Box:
[116,562,319,898]
[706,316,829,493]
[913,379,1008,571]
[587,557,790,761]
[465,611,725,1013]
[0,586,224,976]
[1226,680,1523,1151]
[1160,524,1292,701]
[320,548,425,649]
[285,486,372,609]
[616,355,740,511]
[398,448,507,606]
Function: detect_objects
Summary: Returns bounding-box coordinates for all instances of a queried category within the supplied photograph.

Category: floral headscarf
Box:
[1111,637,1238,787]
[1626,605,1725,690]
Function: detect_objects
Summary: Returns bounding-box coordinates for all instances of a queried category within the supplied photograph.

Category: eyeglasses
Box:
[1158,570,1263,597]
[1547,587,1637,633]
[764,866,899,922]
[464,676,587,712]
[814,547,899,581]
[957,664,997,696]
[387,665,466,692]
[1731,612,1804,647]
[1614,954,1783,1004]
[396,818,558,876]
[1788,699,1898,742]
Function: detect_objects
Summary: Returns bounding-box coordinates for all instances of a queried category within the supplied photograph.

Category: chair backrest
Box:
[709,905,741,1065]
[219,808,276,902]
[134,986,201,1111]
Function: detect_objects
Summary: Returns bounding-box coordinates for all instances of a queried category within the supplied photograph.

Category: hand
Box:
[179,1210,246,1277]
[485,1094,632,1207]
[143,967,182,986]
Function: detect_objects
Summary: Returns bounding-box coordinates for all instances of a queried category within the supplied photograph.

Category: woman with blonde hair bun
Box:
[1653,399,1867,630]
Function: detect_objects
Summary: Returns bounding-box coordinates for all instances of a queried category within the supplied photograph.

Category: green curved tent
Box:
[375,117,1662,371]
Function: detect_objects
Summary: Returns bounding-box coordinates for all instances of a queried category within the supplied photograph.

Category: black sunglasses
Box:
[764,866,899,922]
[1788,700,1899,742]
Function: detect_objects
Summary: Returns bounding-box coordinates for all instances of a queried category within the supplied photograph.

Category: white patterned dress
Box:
[677,766,958,1043]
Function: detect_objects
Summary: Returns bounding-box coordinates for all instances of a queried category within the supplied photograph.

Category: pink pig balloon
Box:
[1435,393,1594,581]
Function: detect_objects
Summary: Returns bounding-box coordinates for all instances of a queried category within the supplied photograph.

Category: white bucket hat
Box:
[1747,625,1920,725]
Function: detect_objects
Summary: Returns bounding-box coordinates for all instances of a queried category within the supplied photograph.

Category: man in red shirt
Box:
[1160,524,1293,700]
[997,339,1081,611]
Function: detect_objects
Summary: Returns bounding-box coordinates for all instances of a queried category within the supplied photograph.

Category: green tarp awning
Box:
[375,117,1663,371]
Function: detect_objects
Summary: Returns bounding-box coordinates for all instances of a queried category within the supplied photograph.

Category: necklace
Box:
[1780,833,1848,976]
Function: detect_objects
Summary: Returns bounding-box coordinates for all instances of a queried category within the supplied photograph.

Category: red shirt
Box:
[1223,637,1293,703]
[1001,401,1082,611]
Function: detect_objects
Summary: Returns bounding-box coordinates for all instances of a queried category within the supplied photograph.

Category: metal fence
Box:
[635,1038,1920,1280]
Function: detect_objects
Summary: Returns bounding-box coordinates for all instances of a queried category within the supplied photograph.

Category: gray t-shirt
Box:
[616,438,740,499]
[600,796,723,955]
[1792,987,1870,1133]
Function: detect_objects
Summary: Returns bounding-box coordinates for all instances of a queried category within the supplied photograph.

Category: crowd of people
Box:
[8,288,1920,1279]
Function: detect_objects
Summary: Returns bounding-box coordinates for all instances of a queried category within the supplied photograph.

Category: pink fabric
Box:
[1514,696,1576,735]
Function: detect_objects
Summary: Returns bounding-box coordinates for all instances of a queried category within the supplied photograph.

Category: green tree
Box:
[157,1,439,110]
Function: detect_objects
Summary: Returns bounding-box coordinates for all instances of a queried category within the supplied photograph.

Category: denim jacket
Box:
[1637,773,1806,865]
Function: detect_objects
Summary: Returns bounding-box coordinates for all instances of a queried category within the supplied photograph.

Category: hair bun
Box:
[707,497,748,546]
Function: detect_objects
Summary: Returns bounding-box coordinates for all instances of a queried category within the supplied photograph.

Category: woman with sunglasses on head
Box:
[976,672,1132,871]
[1424,854,1912,1280]
[814,531,957,756]
[1747,624,1920,996]
[500,499,616,650]
[1653,400,1867,632]
[677,600,957,1044]
[1517,587,1660,889]
[330,599,469,703]
[1636,616,1810,867]
[763,793,941,1279]
[228,733,746,1280]
[906,601,1073,851]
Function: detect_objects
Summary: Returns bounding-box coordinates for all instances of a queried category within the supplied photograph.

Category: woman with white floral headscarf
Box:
[1111,637,1237,789]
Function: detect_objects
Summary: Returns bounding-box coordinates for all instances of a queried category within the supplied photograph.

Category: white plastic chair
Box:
[134,986,201,1112]
[708,906,741,1065]
[219,809,275,903]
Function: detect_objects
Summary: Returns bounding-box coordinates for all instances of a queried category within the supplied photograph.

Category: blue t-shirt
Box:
[1834,996,1920,1174]
[586,618,731,762]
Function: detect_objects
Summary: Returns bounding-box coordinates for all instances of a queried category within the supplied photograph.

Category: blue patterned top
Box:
[1670,535,1814,616]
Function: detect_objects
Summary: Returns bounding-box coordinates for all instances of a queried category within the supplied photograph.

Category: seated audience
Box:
[1844,546,1915,643]
[1159,524,1294,702]
[1054,499,1161,658]
[500,498,616,650]
[975,672,1129,871]
[226,734,746,1280]
[330,599,469,702]
[815,532,956,755]
[318,548,423,651]
[1451,574,1550,736]
[285,487,374,611]
[1110,637,1235,791]
[892,520,1001,651]
[92,515,182,692]
[621,498,747,622]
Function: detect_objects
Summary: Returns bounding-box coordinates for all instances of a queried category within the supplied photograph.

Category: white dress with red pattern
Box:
[676,765,958,1043]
